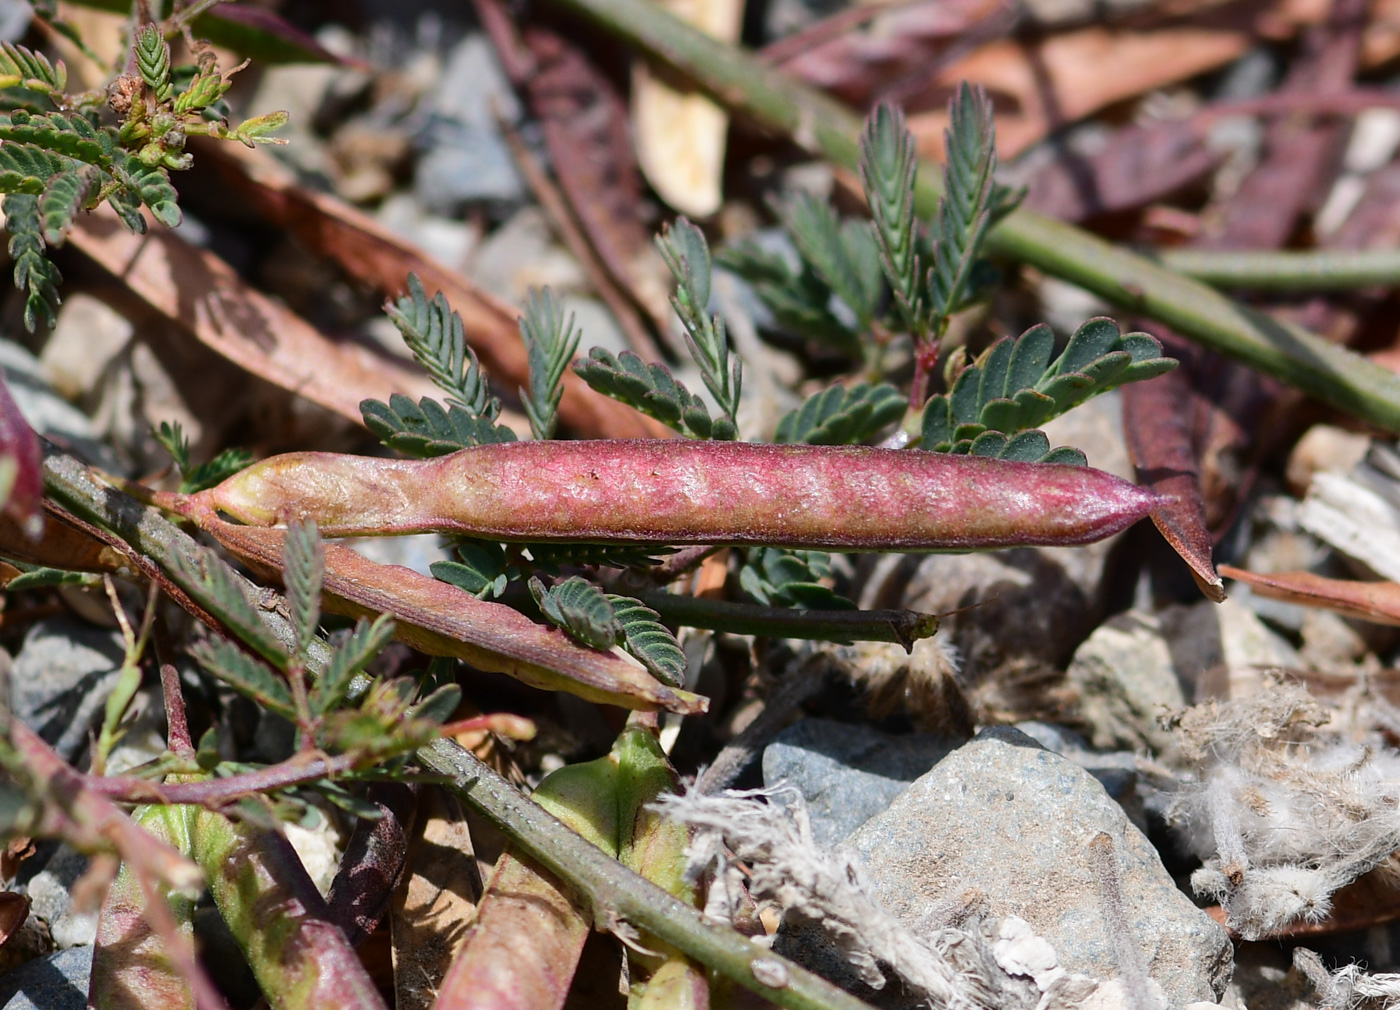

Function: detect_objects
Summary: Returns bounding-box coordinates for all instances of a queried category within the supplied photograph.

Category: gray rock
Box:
[19,846,97,949]
[10,619,125,763]
[1066,610,1187,756]
[411,33,523,210]
[762,719,960,847]
[0,946,90,1010]
[414,116,523,211]
[0,341,120,472]
[827,728,1232,1006]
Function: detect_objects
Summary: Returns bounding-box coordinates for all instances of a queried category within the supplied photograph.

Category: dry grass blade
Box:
[198,142,668,439]
[69,207,438,425]
[1218,565,1400,627]
[1123,371,1225,602]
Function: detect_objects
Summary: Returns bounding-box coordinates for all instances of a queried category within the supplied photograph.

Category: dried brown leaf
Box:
[392,789,481,1010]
[197,142,666,439]
[1219,565,1400,627]
[1123,370,1226,602]
[433,849,591,1010]
[69,207,437,426]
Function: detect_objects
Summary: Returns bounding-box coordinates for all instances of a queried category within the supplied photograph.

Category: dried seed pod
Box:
[183,440,1166,551]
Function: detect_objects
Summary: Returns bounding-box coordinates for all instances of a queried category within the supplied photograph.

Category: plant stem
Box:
[418,738,877,1010]
[1156,247,1400,290]
[633,588,938,648]
[543,0,1400,434]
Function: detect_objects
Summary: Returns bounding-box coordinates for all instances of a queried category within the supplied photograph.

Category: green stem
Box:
[544,0,1400,433]
[1156,247,1400,290]
[634,588,938,648]
[418,739,877,1010]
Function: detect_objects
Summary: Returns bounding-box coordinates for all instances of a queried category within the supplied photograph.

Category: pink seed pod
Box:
[184,439,1168,551]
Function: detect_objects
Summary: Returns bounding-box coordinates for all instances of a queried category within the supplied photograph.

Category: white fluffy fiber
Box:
[1167,676,1400,939]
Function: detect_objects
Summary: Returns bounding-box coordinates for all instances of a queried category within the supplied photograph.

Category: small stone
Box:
[10,619,125,763]
[762,719,960,847]
[0,341,120,471]
[39,294,132,403]
[1285,425,1370,497]
[829,727,1232,1006]
[1066,610,1185,755]
[17,846,97,949]
[0,946,91,1010]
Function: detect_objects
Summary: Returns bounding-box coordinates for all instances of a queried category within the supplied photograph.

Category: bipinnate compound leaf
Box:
[739,548,854,610]
[283,520,324,659]
[190,635,295,719]
[573,347,717,439]
[110,151,181,228]
[775,382,905,445]
[715,240,861,354]
[777,191,883,331]
[609,595,686,686]
[361,393,516,457]
[657,218,740,439]
[519,287,580,441]
[530,575,617,651]
[922,318,1176,451]
[0,42,65,94]
[311,615,396,714]
[388,273,500,415]
[431,540,514,600]
[4,193,60,330]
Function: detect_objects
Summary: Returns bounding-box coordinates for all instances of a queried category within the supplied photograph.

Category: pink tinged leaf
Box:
[432,850,591,1010]
[0,893,28,948]
[1122,372,1226,602]
[0,373,43,539]
[1219,565,1400,628]
[190,440,1166,552]
[199,519,707,715]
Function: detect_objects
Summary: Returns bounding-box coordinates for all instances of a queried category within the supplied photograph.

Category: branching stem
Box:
[541,0,1400,434]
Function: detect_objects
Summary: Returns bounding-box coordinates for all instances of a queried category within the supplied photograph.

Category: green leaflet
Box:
[922,318,1177,452]
[774,382,905,445]
[609,596,686,687]
[0,111,114,167]
[388,273,500,414]
[361,393,517,457]
[925,83,1022,325]
[519,287,580,440]
[738,548,854,610]
[4,192,60,330]
[309,616,395,715]
[530,575,618,651]
[282,521,324,661]
[860,102,923,336]
[190,635,296,720]
[572,347,718,439]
